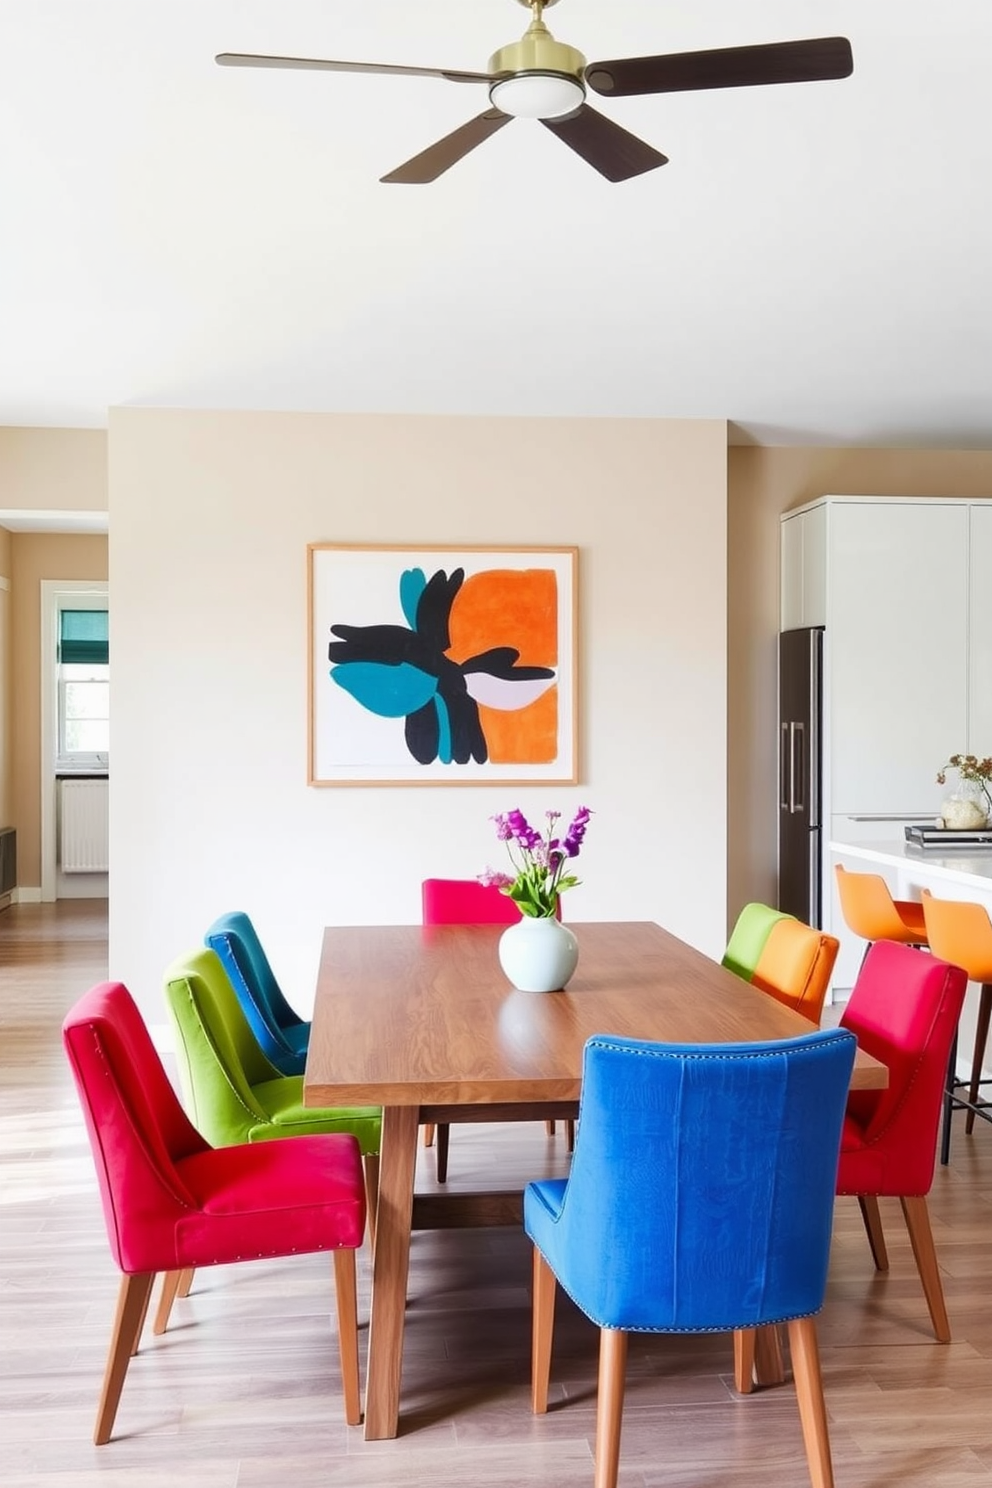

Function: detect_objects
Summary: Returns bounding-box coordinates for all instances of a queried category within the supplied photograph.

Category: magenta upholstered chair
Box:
[63,981,367,1443]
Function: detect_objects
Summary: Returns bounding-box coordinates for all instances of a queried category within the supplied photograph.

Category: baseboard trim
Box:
[12,887,43,904]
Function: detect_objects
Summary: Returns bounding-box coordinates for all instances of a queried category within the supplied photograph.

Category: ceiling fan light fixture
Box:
[489,71,585,119]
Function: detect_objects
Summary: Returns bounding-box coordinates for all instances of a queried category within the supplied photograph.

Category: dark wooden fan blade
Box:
[540,105,667,183]
[584,37,854,97]
[215,53,495,85]
[381,109,513,184]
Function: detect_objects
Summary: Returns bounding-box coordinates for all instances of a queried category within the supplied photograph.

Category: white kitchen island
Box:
[828,835,992,1094]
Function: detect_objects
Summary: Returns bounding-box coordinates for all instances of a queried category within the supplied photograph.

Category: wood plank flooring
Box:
[1,900,991,1486]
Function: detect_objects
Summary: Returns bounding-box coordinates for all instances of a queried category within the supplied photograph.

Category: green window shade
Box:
[59,609,109,665]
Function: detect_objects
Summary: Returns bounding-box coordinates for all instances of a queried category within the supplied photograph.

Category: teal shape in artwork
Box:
[399,569,427,630]
[330,661,438,718]
[433,693,452,764]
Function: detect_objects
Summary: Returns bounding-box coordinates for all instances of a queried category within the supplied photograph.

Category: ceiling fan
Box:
[216,0,854,185]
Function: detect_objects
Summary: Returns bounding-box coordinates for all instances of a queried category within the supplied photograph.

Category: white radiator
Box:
[59,779,110,873]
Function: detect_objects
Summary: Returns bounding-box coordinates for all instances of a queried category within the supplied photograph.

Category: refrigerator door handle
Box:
[780,722,791,810]
[791,723,806,814]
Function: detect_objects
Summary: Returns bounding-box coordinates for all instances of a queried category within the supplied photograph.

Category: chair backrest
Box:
[838,940,967,1194]
[834,864,919,943]
[920,890,992,982]
[163,946,283,1145]
[721,901,794,979]
[204,910,305,1064]
[422,878,524,925]
[543,1027,856,1331]
[749,917,840,1022]
[62,981,209,1273]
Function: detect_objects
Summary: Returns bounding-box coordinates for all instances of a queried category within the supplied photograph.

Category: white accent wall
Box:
[108,410,728,1030]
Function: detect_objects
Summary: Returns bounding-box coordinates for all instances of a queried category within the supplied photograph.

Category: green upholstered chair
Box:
[723,902,838,1025]
[722,902,794,980]
[159,946,381,1331]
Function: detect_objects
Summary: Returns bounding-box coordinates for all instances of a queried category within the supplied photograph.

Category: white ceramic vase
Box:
[498,915,579,993]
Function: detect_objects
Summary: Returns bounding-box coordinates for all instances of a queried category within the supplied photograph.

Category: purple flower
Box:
[563,805,592,858]
[505,809,541,851]
[491,812,514,842]
[484,805,594,917]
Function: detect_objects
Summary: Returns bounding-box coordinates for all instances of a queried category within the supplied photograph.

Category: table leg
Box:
[364,1104,420,1440]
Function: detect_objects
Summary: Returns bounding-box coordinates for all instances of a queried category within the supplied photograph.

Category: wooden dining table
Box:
[304,919,887,1440]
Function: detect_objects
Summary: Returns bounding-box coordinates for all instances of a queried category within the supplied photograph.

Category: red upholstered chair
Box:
[63,981,367,1444]
[421,878,573,1181]
[837,941,967,1342]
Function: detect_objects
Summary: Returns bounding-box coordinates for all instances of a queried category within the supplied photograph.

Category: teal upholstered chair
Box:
[204,910,310,1076]
[525,1028,857,1488]
[159,946,381,1330]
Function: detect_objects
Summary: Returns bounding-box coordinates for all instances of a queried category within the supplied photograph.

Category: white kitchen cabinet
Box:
[969,503,992,750]
[827,500,968,814]
[780,495,992,992]
[780,502,826,630]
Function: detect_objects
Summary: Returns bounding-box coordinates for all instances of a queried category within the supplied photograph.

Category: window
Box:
[58,607,109,769]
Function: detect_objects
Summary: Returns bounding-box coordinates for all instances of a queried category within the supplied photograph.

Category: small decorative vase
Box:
[940,779,990,830]
[498,915,579,993]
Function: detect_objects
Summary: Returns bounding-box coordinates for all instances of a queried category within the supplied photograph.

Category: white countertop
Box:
[829,837,992,891]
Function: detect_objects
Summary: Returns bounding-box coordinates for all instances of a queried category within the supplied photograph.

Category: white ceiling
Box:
[2,0,991,448]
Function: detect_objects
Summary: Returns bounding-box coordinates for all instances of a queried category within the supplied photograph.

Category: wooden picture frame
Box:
[308,543,578,786]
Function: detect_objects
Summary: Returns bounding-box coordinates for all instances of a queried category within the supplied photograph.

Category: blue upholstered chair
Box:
[204,910,310,1075]
[525,1028,857,1488]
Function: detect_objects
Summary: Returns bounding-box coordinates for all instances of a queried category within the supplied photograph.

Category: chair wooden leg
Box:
[95,1272,154,1445]
[177,1266,194,1297]
[153,1270,184,1336]
[435,1122,450,1183]
[332,1249,361,1426]
[787,1315,835,1488]
[531,1247,557,1414]
[753,1324,785,1385]
[857,1194,889,1271]
[363,1152,380,1252]
[900,1194,951,1342]
[130,1275,153,1354]
[965,983,992,1134]
[594,1328,628,1488]
[733,1328,756,1393]
[422,1123,435,1148]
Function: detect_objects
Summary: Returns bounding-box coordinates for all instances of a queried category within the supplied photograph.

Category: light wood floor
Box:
[2,900,992,1487]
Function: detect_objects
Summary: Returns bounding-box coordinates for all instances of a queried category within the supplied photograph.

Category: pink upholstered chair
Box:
[63,981,367,1443]
[421,878,574,1180]
[837,941,967,1341]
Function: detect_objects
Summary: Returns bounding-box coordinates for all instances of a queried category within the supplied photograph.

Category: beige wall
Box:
[109,409,729,1026]
[726,447,992,924]
[11,534,109,887]
[0,427,108,513]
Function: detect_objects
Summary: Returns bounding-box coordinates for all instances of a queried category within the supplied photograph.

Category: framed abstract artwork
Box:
[308,543,578,786]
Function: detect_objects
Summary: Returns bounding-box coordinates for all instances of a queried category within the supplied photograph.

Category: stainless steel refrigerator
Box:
[778,626,824,926]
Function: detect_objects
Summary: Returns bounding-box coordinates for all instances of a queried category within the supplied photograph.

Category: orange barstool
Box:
[919,891,992,1163]
[834,863,929,959]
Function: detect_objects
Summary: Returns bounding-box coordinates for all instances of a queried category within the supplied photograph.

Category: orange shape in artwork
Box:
[448,568,559,765]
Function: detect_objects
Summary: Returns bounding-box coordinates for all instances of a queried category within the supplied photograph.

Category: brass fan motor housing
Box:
[489,32,586,85]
